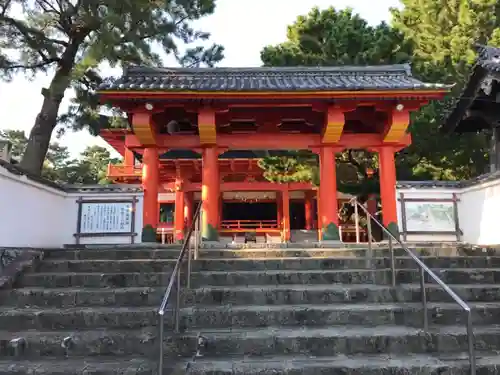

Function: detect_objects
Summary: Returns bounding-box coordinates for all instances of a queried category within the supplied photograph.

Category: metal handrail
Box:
[349,198,476,375]
[158,202,202,375]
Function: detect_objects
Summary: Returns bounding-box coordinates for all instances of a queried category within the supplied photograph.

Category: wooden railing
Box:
[107,164,142,178]
[221,220,279,230]
[340,224,368,243]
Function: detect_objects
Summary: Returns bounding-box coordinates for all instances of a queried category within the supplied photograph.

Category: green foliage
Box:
[258,3,500,194]
[0,0,224,174]
[391,0,500,82]
[260,7,406,196]
[261,7,411,67]
[0,129,118,184]
[391,0,500,179]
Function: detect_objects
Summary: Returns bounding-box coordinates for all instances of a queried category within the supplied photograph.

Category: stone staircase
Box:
[1,245,500,374]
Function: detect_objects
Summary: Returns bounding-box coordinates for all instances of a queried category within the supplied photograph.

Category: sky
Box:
[0,0,399,159]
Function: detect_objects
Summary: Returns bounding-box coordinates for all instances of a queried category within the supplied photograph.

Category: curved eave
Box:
[441,66,489,134]
[97,88,451,101]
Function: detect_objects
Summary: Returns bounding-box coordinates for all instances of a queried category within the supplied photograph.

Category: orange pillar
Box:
[142,148,159,240]
[319,146,340,241]
[202,147,220,241]
[379,146,398,233]
[184,192,193,230]
[174,181,185,242]
[124,148,135,166]
[282,188,290,242]
[304,191,314,230]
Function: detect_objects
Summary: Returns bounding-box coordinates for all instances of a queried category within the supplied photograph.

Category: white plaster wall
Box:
[0,166,70,247]
[0,165,143,248]
[460,179,500,245]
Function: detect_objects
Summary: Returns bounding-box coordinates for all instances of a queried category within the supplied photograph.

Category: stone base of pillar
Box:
[202,223,219,242]
[385,222,400,239]
[321,222,341,241]
[318,240,343,247]
[141,225,157,243]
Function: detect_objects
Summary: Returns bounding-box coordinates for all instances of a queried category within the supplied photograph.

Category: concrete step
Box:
[0,357,157,375]
[190,268,500,286]
[4,353,497,375]
[36,259,179,273]
[33,256,500,274]
[183,353,500,375]
[173,325,500,357]
[0,302,498,331]
[17,268,500,288]
[191,256,500,271]
[1,325,497,358]
[3,283,500,308]
[198,246,466,258]
[34,256,500,274]
[44,248,182,260]
[186,284,500,306]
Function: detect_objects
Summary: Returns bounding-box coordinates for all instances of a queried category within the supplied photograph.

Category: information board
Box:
[79,202,133,234]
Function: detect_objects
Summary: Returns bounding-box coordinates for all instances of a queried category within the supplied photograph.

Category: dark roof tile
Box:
[397,170,500,189]
[98,65,449,92]
[442,45,500,133]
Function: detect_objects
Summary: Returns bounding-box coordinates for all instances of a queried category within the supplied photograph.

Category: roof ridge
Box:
[125,64,413,76]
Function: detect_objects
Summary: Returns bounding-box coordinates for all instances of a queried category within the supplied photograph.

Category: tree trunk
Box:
[20,34,86,176]
[20,92,65,175]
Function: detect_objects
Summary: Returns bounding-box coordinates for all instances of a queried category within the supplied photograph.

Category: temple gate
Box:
[97,65,449,243]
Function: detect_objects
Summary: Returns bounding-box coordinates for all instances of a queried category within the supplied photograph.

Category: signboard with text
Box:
[75,198,138,244]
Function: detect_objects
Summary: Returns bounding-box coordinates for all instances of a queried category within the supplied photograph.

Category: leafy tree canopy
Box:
[260,7,409,197]
[0,129,119,184]
[258,4,499,196]
[0,0,223,175]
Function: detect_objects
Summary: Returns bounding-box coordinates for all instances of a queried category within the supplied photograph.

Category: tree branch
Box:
[4,58,60,71]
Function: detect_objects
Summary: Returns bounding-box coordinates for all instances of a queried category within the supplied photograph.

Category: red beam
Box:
[181,181,313,192]
[125,133,411,150]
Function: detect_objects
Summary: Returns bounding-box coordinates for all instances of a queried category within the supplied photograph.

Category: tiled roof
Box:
[397,170,500,189]
[98,65,449,92]
[442,45,500,133]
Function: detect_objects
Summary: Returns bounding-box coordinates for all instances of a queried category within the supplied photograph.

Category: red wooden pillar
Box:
[319,147,340,240]
[142,148,159,230]
[124,148,135,166]
[282,188,290,242]
[184,192,193,230]
[379,146,398,232]
[304,191,314,230]
[174,180,185,242]
[202,147,220,241]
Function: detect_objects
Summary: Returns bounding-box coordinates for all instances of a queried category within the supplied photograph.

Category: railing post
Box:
[175,271,181,333]
[187,237,192,289]
[158,314,164,375]
[354,201,360,243]
[366,206,373,264]
[389,236,396,287]
[194,215,199,261]
[420,267,429,332]
[467,311,476,375]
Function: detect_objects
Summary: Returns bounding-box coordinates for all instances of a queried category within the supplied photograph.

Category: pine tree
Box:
[0,0,223,175]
